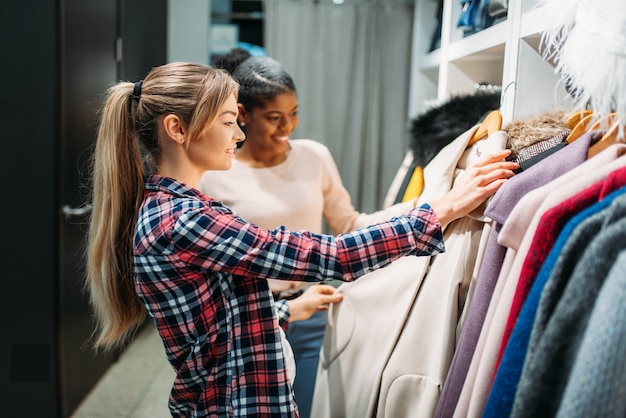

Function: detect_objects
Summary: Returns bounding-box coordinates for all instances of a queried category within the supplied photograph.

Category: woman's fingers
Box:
[475,162,518,186]
[428,150,518,226]
[472,149,512,167]
[312,285,343,305]
[288,285,343,321]
[315,284,339,294]
[466,151,518,187]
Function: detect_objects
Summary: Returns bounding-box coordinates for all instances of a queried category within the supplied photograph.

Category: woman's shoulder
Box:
[290,139,333,159]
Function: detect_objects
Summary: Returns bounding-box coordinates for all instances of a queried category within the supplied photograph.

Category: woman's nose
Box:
[235,123,246,142]
[280,117,296,133]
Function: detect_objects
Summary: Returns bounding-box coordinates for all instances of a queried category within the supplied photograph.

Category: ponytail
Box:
[85,62,239,351]
[213,47,252,75]
[87,82,146,350]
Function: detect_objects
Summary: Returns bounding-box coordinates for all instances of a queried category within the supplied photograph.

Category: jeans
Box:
[286,309,328,418]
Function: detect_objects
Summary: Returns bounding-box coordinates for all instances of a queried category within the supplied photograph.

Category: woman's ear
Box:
[162,114,188,145]
[237,103,249,126]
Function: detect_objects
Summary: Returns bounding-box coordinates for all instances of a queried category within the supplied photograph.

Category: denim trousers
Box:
[286,309,328,418]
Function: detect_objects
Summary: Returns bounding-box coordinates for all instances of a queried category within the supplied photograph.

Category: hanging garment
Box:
[497,164,626,369]
[389,91,502,206]
[510,133,569,165]
[503,109,569,160]
[434,129,587,418]
[556,249,626,417]
[455,141,626,418]
[385,151,417,208]
[311,126,506,418]
[509,180,626,418]
[407,91,501,170]
[488,0,507,18]
[512,134,569,173]
[458,0,495,35]
[484,187,626,418]
[429,0,444,51]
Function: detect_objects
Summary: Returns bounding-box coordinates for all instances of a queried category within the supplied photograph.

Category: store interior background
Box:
[2,0,572,416]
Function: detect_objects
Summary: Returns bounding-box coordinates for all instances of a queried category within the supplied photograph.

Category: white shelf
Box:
[520,6,545,38]
[409,0,570,122]
[421,48,441,71]
[447,21,508,61]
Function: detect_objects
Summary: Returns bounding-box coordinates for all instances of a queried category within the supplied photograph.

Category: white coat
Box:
[311,127,507,418]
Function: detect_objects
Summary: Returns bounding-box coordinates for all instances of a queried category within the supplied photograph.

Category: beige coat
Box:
[311,127,506,418]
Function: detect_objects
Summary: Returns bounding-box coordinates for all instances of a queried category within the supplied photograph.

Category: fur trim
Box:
[504,109,570,158]
[408,92,501,167]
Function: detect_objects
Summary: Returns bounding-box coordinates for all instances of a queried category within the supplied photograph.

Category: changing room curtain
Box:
[264,0,414,213]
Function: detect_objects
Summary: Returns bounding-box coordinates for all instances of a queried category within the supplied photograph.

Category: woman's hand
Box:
[287,284,343,322]
[429,150,518,227]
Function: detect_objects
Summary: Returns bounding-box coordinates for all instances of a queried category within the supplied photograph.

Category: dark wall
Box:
[1,0,60,415]
[58,1,120,416]
[0,0,166,416]
[121,0,168,81]
[232,0,264,46]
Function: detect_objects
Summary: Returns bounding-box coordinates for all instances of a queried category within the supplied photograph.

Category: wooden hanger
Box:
[566,112,596,143]
[587,119,625,159]
[468,110,503,146]
[588,112,618,132]
[564,109,593,130]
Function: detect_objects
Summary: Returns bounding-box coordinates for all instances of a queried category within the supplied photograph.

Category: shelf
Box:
[447,20,508,61]
[420,48,441,71]
[409,0,568,122]
[450,54,505,86]
[520,6,545,39]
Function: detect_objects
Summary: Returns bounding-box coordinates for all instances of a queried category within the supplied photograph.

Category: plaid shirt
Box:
[134,175,444,417]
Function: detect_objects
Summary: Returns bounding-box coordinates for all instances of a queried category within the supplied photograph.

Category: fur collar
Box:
[408,92,501,167]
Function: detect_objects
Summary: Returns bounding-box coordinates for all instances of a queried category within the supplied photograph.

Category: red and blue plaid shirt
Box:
[134,175,444,417]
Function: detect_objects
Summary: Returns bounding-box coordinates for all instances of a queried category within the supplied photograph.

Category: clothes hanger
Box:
[587,119,624,158]
[564,109,593,130]
[566,112,596,143]
[588,112,618,132]
[467,109,503,146]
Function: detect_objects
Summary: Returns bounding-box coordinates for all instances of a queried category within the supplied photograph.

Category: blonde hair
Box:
[86,62,238,350]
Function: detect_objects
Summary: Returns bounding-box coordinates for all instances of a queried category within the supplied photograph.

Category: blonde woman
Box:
[85,61,516,417]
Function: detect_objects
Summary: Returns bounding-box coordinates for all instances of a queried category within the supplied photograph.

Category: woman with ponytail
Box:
[86,61,516,417]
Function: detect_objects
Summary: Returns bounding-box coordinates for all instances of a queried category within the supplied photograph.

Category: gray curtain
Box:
[264,0,414,212]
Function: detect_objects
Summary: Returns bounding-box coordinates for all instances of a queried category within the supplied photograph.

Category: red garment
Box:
[494,165,626,372]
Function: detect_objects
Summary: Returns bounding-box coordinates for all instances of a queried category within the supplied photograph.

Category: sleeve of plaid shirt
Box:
[174,201,445,282]
[135,192,445,417]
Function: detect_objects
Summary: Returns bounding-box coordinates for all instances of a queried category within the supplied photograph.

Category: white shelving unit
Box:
[408,0,574,124]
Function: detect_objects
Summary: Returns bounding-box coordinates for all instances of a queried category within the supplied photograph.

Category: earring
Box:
[180,139,185,144]
[240,122,245,127]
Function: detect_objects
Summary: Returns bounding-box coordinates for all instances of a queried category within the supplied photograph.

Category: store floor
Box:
[71,322,175,417]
